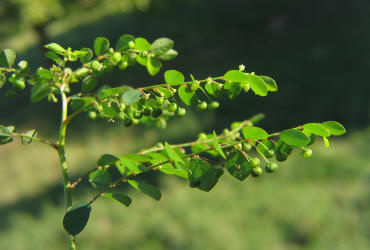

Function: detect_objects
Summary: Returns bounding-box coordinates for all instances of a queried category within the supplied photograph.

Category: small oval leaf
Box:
[94,37,110,56]
[63,203,91,235]
[242,126,268,140]
[279,129,310,147]
[322,121,346,136]
[302,123,330,137]
[164,70,184,86]
[103,193,132,207]
[127,180,161,201]
[0,49,16,67]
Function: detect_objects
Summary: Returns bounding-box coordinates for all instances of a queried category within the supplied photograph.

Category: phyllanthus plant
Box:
[0,34,346,249]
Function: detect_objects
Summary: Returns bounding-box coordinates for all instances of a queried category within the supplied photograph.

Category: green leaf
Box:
[80,48,93,63]
[0,49,16,67]
[81,75,98,92]
[212,131,226,159]
[63,203,91,235]
[322,121,346,136]
[279,129,310,147]
[178,85,197,106]
[89,168,111,189]
[115,34,135,52]
[147,57,162,76]
[323,136,330,147]
[0,125,14,145]
[70,97,94,111]
[146,152,187,179]
[188,158,223,191]
[44,43,65,55]
[155,87,172,98]
[45,51,62,64]
[136,54,147,66]
[127,180,161,201]
[37,67,54,79]
[124,153,151,163]
[98,154,119,166]
[242,126,268,140]
[159,49,178,61]
[0,74,6,88]
[302,123,330,137]
[97,87,123,100]
[103,193,132,207]
[122,89,142,105]
[117,157,149,176]
[164,70,184,86]
[246,74,268,96]
[259,75,278,92]
[134,37,151,51]
[94,37,110,56]
[21,129,37,145]
[256,139,274,157]
[30,80,52,103]
[224,81,242,99]
[224,70,248,83]
[150,38,174,56]
[0,125,13,137]
[165,142,184,164]
[225,149,253,181]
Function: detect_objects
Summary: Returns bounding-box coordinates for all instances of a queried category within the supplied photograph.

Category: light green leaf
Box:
[165,142,184,164]
[302,123,330,137]
[45,51,62,64]
[89,168,111,189]
[164,70,184,85]
[63,203,91,235]
[37,67,54,79]
[21,129,37,145]
[159,49,178,61]
[150,38,174,55]
[178,85,197,106]
[212,131,226,159]
[147,57,162,76]
[323,136,330,147]
[98,154,119,166]
[246,74,268,96]
[134,37,151,51]
[224,81,242,99]
[322,121,346,136]
[80,48,93,63]
[242,126,268,140]
[136,54,147,66]
[259,75,278,92]
[127,180,161,201]
[97,87,123,100]
[30,80,52,103]
[224,70,248,83]
[279,129,310,147]
[122,89,142,105]
[0,49,16,67]
[44,43,65,55]
[0,125,14,145]
[115,34,135,52]
[103,193,132,207]
[205,82,223,98]
[94,37,110,56]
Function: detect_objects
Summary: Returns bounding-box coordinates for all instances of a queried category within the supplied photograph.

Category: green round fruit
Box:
[118,61,128,70]
[5,90,16,98]
[13,79,25,90]
[243,84,250,93]
[143,107,153,116]
[251,157,260,168]
[301,148,313,159]
[133,111,143,119]
[75,68,90,78]
[156,118,167,129]
[265,149,275,158]
[190,84,199,92]
[124,118,133,127]
[209,101,220,110]
[276,152,288,162]
[265,162,278,173]
[152,108,162,118]
[175,107,186,117]
[90,60,101,71]
[168,103,178,112]
[128,41,135,48]
[132,119,140,125]
[243,143,253,152]
[88,111,97,119]
[251,167,263,177]
[197,101,208,110]
[156,96,164,105]
[112,52,122,64]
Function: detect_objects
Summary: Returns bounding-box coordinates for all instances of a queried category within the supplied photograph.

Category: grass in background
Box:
[0,126,369,250]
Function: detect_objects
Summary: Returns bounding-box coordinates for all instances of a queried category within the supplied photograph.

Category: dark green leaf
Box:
[279,129,310,147]
[259,75,278,92]
[134,37,151,51]
[302,123,330,137]
[103,193,131,207]
[0,125,14,145]
[242,126,268,140]
[45,51,62,64]
[122,89,142,105]
[256,139,274,157]
[81,76,98,92]
[147,57,162,76]
[98,154,119,166]
[21,129,37,145]
[99,101,120,118]
[0,49,16,67]
[97,87,123,100]
[178,85,197,106]
[94,37,110,56]
[70,97,94,111]
[164,70,184,85]
[63,203,91,235]
[224,81,242,99]
[44,43,65,55]
[225,149,253,181]
[115,34,135,51]
[150,38,174,56]
[224,70,248,83]
[117,157,148,176]
[127,180,161,201]
[246,74,268,96]
[80,48,93,63]
[89,168,111,189]
[0,74,6,88]
[322,121,346,136]
[30,80,52,103]
[159,49,178,61]
[188,158,223,191]
[205,82,223,98]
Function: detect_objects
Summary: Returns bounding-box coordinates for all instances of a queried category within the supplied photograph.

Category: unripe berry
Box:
[243,143,252,152]
[190,83,199,92]
[156,96,164,105]
[156,118,167,129]
[90,60,101,71]
[13,79,25,90]
[175,107,186,117]
[301,148,313,159]
[209,101,220,110]
[133,111,143,119]
[276,152,288,162]
[143,107,153,116]
[152,108,162,118]
[251,157,260,168]
[124,118,133,127]
[112,52,122,64]
[75,67,90,78]
[265,149,275,158]
[118,61,128,70]
[168,103,178,112]
[198,133,207,140]
[128,41,135,48]
[197,101,207,110]
[243,84,250,93]
[265,162,278,173]
[251,167,263,177]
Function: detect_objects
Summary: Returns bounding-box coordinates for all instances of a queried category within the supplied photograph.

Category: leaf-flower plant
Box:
[0,35,346,249]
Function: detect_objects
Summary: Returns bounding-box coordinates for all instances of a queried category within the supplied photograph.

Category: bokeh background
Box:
[0,0,369,249]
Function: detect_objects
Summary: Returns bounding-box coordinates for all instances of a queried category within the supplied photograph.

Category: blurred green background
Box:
[0,0,369,249]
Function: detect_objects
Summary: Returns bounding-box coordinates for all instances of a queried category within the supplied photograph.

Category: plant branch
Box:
[11,132,57,149]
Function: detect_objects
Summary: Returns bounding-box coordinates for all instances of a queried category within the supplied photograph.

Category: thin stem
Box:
[140,76,224,90]
[11,132,57,149]
[58,86,76,250]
